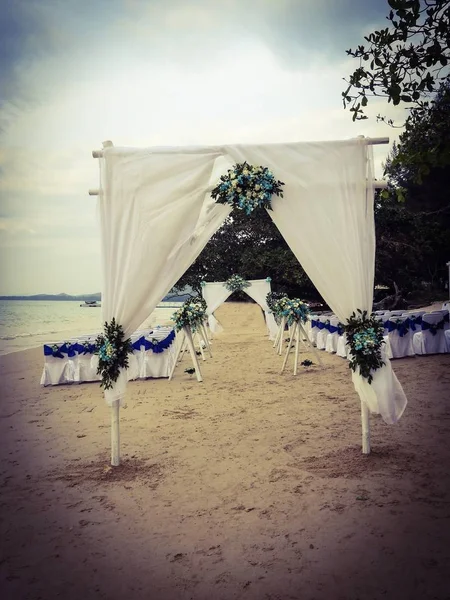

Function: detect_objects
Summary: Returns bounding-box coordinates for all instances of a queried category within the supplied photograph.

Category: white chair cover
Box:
[316,316,330,350]
[413,312,449,355]
[40,344,72,386]
[325,316,341,353]
[386,315,415,359]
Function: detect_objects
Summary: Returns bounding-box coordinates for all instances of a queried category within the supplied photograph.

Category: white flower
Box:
[230,172,235,179]
[243,169,249,176]
[255,184,260,191]
[232,180,238,188]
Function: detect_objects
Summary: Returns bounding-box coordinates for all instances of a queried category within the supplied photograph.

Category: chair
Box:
[315,316,330,350]
[413,312,449,355]
[308,315,320,345]
[40,341,72,386]
[325,316,341,353]
[75,334,100,383]
[127,332,145,381]
[385,315,415,358]
[140,328,177,378]
[431,309,449,331]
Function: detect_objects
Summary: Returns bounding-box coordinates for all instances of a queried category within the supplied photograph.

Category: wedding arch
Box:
[201,278,279,340]
[89,136,407,466]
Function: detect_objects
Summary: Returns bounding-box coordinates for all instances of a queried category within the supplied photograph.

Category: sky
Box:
[0,0,407,295]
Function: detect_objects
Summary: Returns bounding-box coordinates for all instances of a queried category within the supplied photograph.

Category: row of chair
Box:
[40,327,178,386]
[308,307,450,359]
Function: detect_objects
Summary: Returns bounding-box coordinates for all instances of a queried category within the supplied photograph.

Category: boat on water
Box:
[80,300,101,308]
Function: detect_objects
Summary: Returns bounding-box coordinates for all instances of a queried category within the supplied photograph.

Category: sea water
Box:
[0,300,182,356]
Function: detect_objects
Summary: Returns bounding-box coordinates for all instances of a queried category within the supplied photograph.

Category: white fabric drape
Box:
[244,279,278,340]
[225,139,406,424]
[201,283,232,333]
[98,139,407,424]
[201,279,277,338]
[98,149,232,405]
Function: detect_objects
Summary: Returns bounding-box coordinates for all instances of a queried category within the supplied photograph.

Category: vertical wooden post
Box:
[281,324,295,374]
[201,323,213,358]
[277,317,286,355]
[169,331,185,381]
[273,320,282,349]
[361,400,371,454]
[196,332,206,361]
[293,322,300,375]
[184,326,203,382]
[111,399,120,466]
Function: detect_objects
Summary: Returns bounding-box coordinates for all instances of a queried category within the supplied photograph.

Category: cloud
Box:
[0,0,404,294]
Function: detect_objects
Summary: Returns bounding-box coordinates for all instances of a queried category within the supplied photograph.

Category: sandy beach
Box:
[1,302,450,600]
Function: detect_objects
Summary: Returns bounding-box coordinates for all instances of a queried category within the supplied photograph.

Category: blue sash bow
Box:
[141,330,176,353]
[44,343,69,359]
[422,319,444,336]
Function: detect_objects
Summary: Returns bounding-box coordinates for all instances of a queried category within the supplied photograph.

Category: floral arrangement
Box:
[172,299,206,332]
[344,310,385,384]
[224,275,251,293]
[283,298,311,325]
[186,295,207,311]
[95,319,133,390]
[211,162,285,215]
[266,291,288,313]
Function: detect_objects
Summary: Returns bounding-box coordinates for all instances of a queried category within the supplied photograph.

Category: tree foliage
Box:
[384,77,450,183]
[343,0,450,125]
[375,77,450,295]
[173,207,320,300]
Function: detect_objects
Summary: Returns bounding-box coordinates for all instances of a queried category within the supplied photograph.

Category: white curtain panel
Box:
[201,282,233,333]
[244,279,279,340]
[202,279,277,338]
[98,139,407,423]
[98,149,232,404]
[225,139,406,424]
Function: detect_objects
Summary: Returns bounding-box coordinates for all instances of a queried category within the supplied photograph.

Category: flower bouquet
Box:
[211,162,284,215]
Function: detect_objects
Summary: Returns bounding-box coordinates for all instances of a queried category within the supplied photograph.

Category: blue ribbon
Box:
[408,316,422,331]
[311,319,318,328]
[422,319,445,336]
[141,330,176,353]
[44,343,69,359]
[73,342,97,355]
[384,319,411,337]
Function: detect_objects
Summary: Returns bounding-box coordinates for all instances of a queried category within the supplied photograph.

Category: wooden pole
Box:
[273,321,282,349]
[277,317,286,355]
[169,331,185,381]
[178,335,188,363]
[184,326,203,382]
[361,400,371,454]
[111,399,120,466]
[196,332,206,361]
[293,322,300,375]
[280,324,295,374]
[201,323,213,358]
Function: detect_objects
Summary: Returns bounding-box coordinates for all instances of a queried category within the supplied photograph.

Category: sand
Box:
[1,302,449,600]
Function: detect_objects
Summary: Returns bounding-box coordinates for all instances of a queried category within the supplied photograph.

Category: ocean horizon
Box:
[0,299,184,356]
